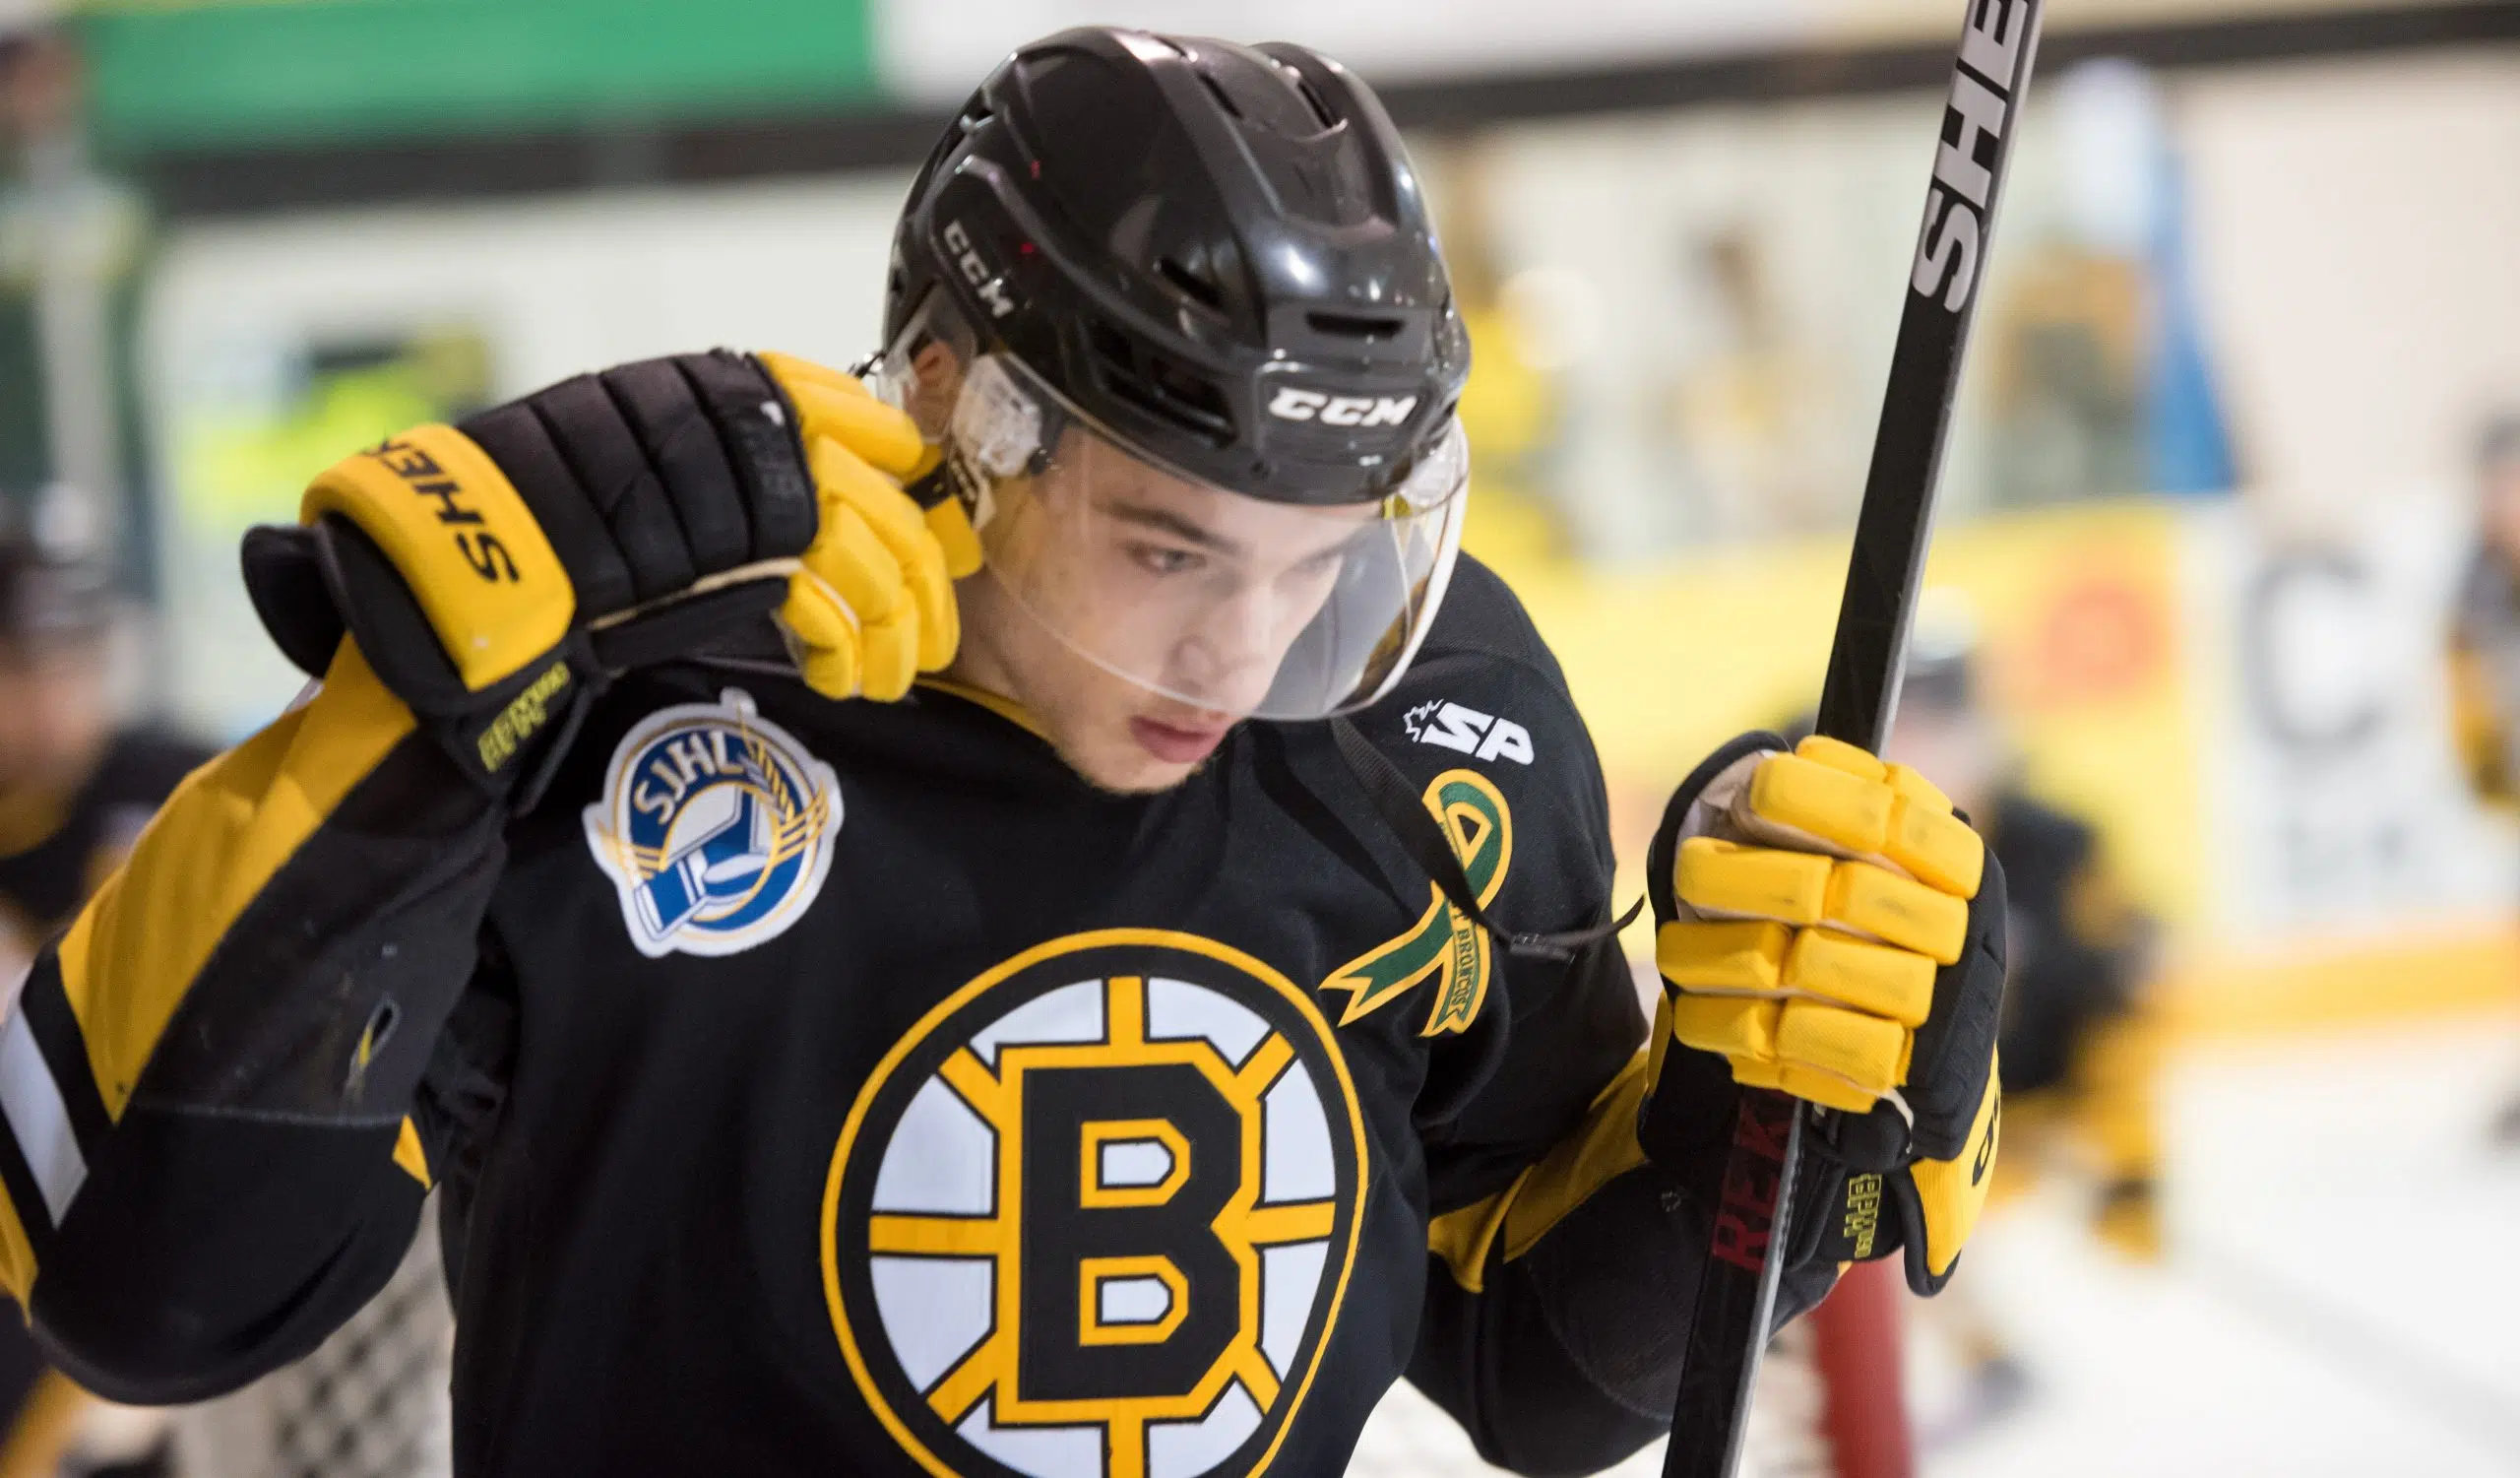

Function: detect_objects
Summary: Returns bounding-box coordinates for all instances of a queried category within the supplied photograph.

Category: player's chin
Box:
[1067,709,1234,795]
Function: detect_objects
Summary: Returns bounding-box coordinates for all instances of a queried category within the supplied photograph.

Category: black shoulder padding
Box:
[1415,556,1567,680]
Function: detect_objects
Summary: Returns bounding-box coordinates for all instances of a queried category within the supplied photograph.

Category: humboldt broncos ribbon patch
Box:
[583,689,841,958]
[1320,768,1511,1037]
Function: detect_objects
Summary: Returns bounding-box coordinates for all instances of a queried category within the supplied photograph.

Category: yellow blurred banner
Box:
[1490,498,2204,930]
[1490,491,2520,1037]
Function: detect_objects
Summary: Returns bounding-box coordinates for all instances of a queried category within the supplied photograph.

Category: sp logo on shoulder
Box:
[582,689,843,958]
[824,931,1369,1478]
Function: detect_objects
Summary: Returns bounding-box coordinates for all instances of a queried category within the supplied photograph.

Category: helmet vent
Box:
[1306,311,1405,343]
[1197,72,1246,121]
[1088,322,1235,445]
[1157,256,1227,313]
[1286,72,1339,131]
[1194,52,1331,140]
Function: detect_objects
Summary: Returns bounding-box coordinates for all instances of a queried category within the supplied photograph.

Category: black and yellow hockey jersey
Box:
[0,732,208,964]
[0,728,206,1472]
[1979,792,2145,1101]
[0,560,1834,1477]
[1974,788,2161,1254]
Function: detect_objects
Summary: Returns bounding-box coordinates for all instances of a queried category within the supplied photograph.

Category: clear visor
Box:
[877,324,1468,722]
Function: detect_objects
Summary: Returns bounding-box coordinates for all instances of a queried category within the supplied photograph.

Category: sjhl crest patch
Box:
[583,688,841,958]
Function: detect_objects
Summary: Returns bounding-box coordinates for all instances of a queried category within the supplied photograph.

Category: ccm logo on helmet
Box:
[941,219,1017,320]
[1267,387,1417,428]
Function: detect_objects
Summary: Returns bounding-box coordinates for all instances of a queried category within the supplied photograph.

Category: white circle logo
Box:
[582,688,841,958]
[824,931,1368,1478]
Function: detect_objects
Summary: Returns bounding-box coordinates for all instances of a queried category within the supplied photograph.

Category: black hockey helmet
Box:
[1902,589,1982,716]
[0,530,110,656]
[875,27,1473,721]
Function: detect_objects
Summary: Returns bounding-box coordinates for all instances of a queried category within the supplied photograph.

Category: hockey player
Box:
[0,31,2005,1477]
[0,533,198,1478]
[1879,600,2160,1443]
[2448,413,2520,1144]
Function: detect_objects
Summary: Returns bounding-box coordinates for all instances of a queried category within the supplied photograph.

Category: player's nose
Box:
[1166,585,1303,712]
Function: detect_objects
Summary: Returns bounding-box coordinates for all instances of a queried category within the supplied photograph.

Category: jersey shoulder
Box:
[1344,555,1612,874]
[1411,554,1577,692]
[1363,556,1590,773]
[1986,789,2100,885]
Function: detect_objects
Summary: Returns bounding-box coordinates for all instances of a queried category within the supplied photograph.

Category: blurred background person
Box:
[2445,411,2520,1146]
[0,524,202,978]
[0,524,196,1478]
[1879,595,2166,1451]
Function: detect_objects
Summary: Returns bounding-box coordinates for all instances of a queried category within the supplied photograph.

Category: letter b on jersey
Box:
[1021,1065,1238,1399]
[826,934,1367,1478]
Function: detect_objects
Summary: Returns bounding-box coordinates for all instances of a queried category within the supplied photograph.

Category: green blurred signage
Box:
[73,0,882,154]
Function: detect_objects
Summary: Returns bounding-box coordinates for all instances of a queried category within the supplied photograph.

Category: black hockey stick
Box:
[1662,2,2046,1474]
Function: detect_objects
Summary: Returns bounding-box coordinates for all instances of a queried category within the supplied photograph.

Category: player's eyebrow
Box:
[1103,500,1247,559]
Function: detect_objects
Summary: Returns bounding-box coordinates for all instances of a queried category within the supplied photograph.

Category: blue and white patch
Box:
[583,689,841,959]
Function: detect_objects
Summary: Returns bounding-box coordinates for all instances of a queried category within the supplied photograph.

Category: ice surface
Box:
[1346,1014,2520,1477]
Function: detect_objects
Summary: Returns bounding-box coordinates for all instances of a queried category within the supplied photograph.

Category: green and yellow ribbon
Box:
[1322,769,1513,1037]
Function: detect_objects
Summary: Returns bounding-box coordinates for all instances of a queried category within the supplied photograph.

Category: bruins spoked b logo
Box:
[823,931,1368,1478]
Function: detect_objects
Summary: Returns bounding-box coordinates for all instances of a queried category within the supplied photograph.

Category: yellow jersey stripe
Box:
[58,639,415,1121]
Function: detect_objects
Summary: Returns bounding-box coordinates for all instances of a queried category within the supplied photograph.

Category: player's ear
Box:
[907,339,966,439]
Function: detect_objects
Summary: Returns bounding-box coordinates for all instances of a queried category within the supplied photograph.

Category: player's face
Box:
[953,447,1376,794]
[1885,701,1998,818]
[0,639,108,797]
[2484,459,2520,565]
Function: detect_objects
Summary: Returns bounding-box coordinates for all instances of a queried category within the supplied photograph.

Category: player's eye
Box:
[1289,547,1346,581]
[1126,542,1204,577]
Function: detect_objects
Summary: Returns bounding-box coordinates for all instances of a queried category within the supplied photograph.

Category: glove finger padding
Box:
[763,352,926,478]
[1639,728,2009,1297]
[1801,837,2007,1296]
[757,359,967,700]
[1654,733,1987,1113]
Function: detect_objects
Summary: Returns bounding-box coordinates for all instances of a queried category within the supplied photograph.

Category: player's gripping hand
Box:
[754,351,982,697]
[242,351,980,801]
[1639,731,2009,1295]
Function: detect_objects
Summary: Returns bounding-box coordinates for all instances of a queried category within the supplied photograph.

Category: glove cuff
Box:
[284,515,599,809]
[240,524,345,681]
[1792,1157,1941,1296]
[299,425,576,692]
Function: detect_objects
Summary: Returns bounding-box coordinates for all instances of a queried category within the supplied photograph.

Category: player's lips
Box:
[1129,715,1229,765]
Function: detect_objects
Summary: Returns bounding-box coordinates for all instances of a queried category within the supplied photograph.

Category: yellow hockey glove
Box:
[755,352,981,700]
[242,351,978,803]
[1656,732,1982,1112]
[1640,730,2008,1296]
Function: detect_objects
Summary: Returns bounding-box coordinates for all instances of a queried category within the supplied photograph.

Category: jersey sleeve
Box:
[0,639,508,1404]
[1379,560,1840,1473]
